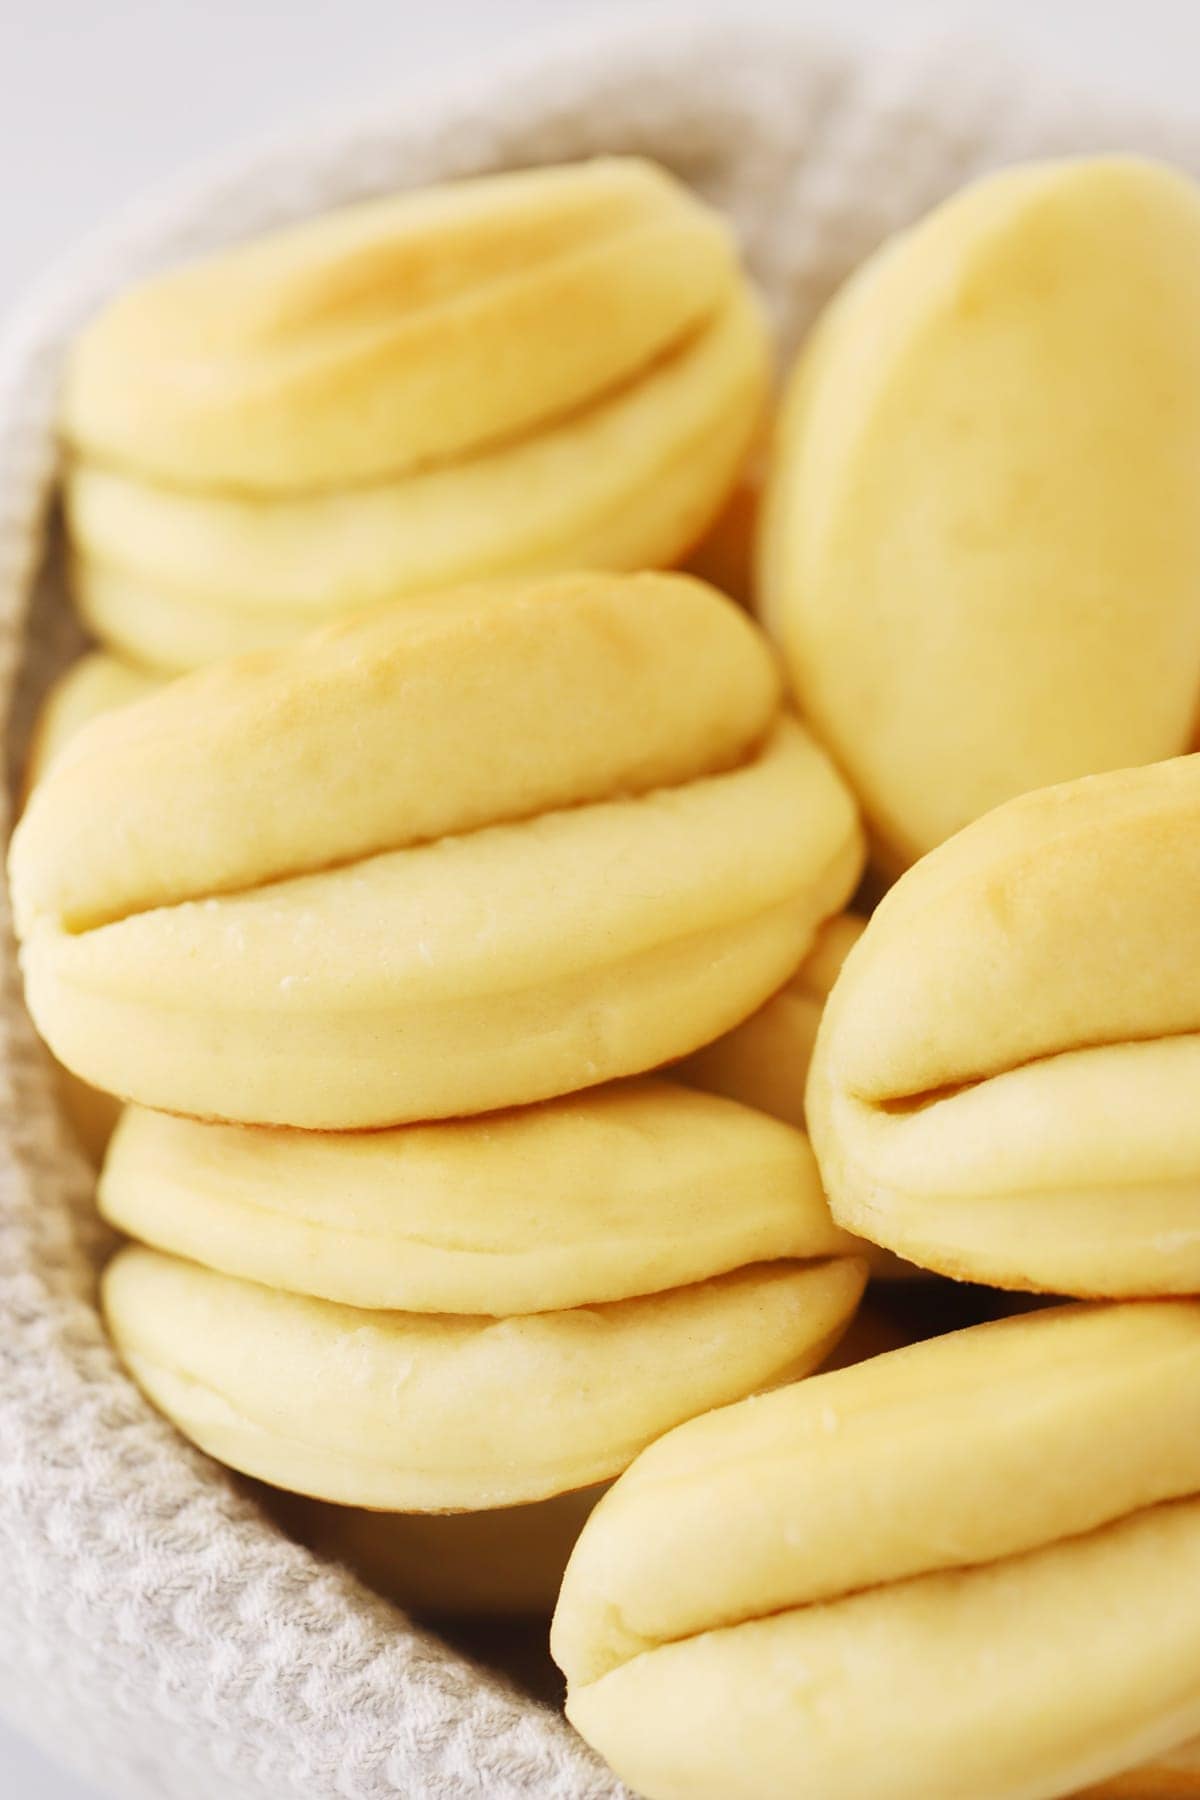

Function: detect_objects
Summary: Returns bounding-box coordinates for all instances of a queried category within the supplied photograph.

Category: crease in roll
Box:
[553,1301,1200,1800]
[807,754,1200,1295]
[13,573,863,1128]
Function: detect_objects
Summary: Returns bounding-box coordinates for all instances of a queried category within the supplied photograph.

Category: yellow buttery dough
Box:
[63,158,744,493]
[13,576,861,1126]
[103,1243,865,1510]
[806,755,1200,1294]
[760,156,1200,867]
[13,572,780,935]
[554,1302,1200,1800]
[66,283,768,670]
[98,1079,854,1313]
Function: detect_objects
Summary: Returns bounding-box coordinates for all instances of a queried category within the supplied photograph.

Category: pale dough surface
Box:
[556,1303,1200,1800]
[103,1244,866,1510]
[12,571,781,934]
[25,716,861,1125]
[63,158,740,491]
[808,754,1200,1292]
[760,157,1200,868]
[99,1079,853,1313]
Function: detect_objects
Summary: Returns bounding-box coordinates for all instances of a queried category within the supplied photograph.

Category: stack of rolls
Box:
[11,568,868,1615]
[59,157,769,672]
[547,151,1200,1800]
[20,139,1200,1799]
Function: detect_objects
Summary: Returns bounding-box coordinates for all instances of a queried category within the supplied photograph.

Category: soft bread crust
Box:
[98,1080,855,1313]
[102,1245,866,1511]
[66,288,769,669]
[63,158,741,491]
[565,1497,1200,1800]
[760,156,1200,867]
[553,1302,1200,1685]
[21,716,862,1126]
[554,1303,1200,1800]
[11,572,781,936]
[678,912,865,1127]
[807,754,1200,1292]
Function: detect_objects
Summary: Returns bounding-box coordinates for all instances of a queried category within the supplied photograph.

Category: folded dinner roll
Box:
[807,755,1200,1295]
[12,573,862,1127]
[102,1242,865,1510]
[64,158,746,490]
[62,158,769,667]
[678,912,864,1128]
[553,1302,1200,1800]
[15,573,782,933]
[760,156,1200,868]
[98,1079,853,1313]
[66,283,768,670]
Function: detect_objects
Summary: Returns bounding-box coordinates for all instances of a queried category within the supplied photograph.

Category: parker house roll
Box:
[760,156,1200,870]
[11,572,862,1128]
[62,157,769,669]
[100,1079,867,1511]
[807,754,1200,1296]
[553,1302,1200,1800]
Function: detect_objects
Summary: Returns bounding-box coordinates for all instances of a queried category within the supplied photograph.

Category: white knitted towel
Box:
[2,24,1199,1800]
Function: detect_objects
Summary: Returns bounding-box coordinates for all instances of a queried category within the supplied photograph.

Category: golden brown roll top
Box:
[64,281,769,670]
[11,571,780,937]
[63,158,743,492]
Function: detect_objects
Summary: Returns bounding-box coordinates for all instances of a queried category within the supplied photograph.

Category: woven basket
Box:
[2,24,1198,1800]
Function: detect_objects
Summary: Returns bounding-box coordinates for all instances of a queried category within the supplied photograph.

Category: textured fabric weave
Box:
[1,24,1198,1799]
